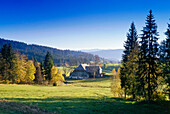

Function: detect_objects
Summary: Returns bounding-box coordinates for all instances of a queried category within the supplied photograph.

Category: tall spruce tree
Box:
[159,40,166,62]
[164,23,170,98]
[8,43,16,82]
[165,23,170,62]
[126,43,139,99]
[44,51,54,81]
[0,53,5,80]
[139,10,159,101]
[1,44,9,80]
[1,43,16,82]
[120,22,138,98]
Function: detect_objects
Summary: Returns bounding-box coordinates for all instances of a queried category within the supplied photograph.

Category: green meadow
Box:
[0,78,169,114]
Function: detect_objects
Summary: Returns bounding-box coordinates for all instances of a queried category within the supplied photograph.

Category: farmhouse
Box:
[70,64,102,79]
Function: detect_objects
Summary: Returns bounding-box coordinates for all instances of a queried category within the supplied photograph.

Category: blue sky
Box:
[0,0,169,50]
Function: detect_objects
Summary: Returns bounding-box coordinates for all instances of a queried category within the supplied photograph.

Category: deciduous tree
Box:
[25,60,36,83]
[34,58,43,84]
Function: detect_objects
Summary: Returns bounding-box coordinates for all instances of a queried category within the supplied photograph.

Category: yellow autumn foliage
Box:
[111,68,124,98]
[25,60,36,82]
[112,68,116,75]
[14,54,36,83]
[51,66,65,83]
[14,54,27,83]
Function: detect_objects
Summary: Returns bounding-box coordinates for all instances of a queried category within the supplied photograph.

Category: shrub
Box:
[53,82,57,86]
[1,80,12,84]
[153,91,167,101]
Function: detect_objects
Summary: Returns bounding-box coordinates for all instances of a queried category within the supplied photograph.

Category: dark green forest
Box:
[0,38,94,66]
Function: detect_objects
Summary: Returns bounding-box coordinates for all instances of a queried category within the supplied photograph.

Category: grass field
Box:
[0,78,169,114]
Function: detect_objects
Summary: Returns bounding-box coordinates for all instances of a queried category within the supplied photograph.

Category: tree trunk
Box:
[132,84,136,100]
[148,63,151,102]
[93,72,95,79]
[125,89,127,99]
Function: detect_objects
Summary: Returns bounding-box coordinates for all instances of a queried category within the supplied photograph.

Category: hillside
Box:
[0,38,94,66]
[81,49,123,61]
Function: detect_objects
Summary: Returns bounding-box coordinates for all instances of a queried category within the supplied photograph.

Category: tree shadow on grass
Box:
[4,97,170,114]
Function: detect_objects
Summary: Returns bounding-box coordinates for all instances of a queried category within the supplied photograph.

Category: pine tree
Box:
[120,22,138,98]
[163,23,170,98]
[0,53,5,80]
[1,44,8,60]
[7,43,16,83]
[44,51,54,81]
[1,44,10,80]
[126,44,139,99]
[1,44,16,82]
[139,10,159,101]
[159,40,167,62]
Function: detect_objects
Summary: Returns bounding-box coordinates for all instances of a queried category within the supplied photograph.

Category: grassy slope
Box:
[0,78,169,114]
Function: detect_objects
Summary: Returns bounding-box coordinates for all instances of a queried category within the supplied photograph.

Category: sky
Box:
[0,0,169,50]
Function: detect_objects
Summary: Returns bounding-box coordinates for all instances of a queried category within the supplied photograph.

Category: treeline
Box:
[0,44,65,85]
[0,38,94,66]
[118,10,169,101]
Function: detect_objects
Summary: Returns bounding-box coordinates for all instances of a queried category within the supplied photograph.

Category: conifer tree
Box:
[139,10,159,101]
[7,44,16,82]
[120,22,138,98]
[1,44,8,60]
[159,40,166,62]
[1,43,16,82]
[126,44,139,99]
[0,53,5,80]
[1,44,10,80]
[162,23,170,98]
[44,51,54,81]
[40,60,45,80]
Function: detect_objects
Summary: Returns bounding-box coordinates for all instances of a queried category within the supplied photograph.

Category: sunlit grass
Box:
[0,78,169,113]
[67,78,111,88]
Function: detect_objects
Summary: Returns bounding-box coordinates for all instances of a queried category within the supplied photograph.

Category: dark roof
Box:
[86,66,101,73]
[75,64,89,71]
[74,64,102,73]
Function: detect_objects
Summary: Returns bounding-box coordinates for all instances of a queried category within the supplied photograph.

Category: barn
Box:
[70,64,102,79]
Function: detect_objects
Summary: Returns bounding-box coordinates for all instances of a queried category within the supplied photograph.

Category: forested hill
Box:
[0,38,94,66]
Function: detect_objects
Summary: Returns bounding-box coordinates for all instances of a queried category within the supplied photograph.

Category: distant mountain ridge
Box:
[80,49,103,52]
[81,49,124,61]
[0,38,94,66]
